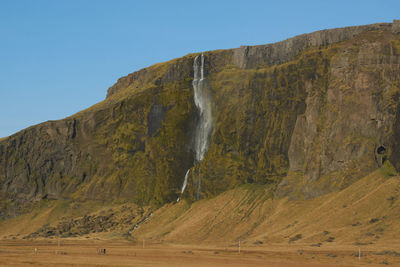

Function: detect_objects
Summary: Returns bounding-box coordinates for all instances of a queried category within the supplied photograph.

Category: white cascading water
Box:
[176,169,190,202]
[128,212,153,234]
[177,53,213,202]
[193,54,213,162]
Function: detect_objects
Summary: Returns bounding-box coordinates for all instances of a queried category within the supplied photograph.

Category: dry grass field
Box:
[2,170,400,266]
[1,239,399,266]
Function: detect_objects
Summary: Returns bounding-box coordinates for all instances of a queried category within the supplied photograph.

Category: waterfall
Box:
[193,54,213,162]
[177,53,213,202]
[180,169,190,194]
[128,212,153,234]
[176,169,190,202]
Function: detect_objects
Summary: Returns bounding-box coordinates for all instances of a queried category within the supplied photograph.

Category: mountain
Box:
[0,21,400,243]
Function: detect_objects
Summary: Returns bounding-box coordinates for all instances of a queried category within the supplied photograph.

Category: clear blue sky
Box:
[0,0,399,137]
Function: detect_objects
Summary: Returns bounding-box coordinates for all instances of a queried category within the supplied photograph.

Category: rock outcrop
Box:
[281,27,400,198]
[232,23,392,69]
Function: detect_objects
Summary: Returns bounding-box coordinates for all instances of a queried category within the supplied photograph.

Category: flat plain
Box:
[1,239,400,266]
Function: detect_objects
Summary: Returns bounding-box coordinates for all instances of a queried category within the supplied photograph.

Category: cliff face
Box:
[1,21,400,217]
[0,62,198,216]
[281,27,400,198]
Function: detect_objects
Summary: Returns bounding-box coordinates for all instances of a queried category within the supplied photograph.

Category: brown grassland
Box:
[1,239,400,266]
[1,169,400,265]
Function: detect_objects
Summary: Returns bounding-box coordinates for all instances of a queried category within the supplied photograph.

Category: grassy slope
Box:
[132,165,400,247]
[0,164,399,251]
[0,200,151,240]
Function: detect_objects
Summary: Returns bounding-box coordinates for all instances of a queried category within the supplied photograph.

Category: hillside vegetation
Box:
[1,166,400,250]
[1,22,400,246]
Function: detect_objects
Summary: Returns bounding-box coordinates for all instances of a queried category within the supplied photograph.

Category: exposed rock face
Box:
[233,23,391,68]
[106,56,195,98]
[1,21,400,215]
[0,83,197,213]
[281,29,400,198]
[392,20,400,34]
[0,119,82,199]
[24,205,151,239]
[147,100,166,137]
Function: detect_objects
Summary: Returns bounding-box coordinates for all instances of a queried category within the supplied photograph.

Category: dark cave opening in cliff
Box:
[377,146,387,165]
[377,146,386,155]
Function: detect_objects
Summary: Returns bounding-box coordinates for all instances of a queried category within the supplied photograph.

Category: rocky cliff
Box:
[1,21,400,218]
